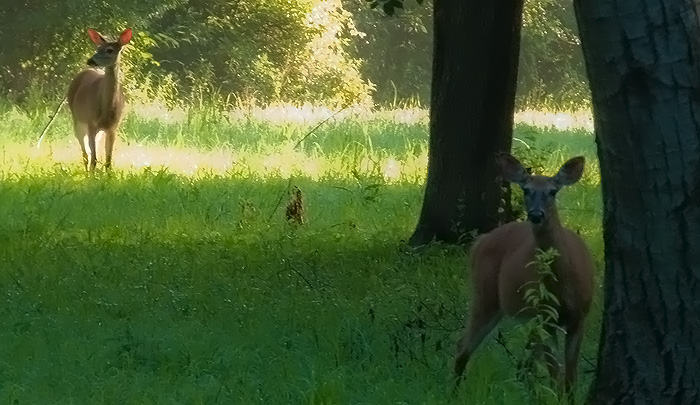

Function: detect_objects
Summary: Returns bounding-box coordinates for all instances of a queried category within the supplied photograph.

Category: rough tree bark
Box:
[574,0,700,402]
[407,0,524,246]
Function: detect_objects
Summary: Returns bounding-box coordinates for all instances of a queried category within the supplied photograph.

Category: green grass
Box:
[0,103,603,404]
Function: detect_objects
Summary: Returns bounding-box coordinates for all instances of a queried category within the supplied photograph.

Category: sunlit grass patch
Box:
[0,103,602,404]
[515,109,593,132]
[125,101,591,130]
[2,137,429,185]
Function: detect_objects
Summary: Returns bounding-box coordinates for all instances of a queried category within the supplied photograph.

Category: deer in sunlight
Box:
[453,153,595,396]
[67,28,132,171]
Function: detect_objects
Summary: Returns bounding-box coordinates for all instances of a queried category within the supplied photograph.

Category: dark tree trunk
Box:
[574,0,700,402]
[408,0,524,247]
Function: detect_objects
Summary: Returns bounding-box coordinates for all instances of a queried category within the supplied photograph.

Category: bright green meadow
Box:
[0,104,603,404]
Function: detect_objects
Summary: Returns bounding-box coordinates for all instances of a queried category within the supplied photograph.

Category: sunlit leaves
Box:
[0,0,589,110]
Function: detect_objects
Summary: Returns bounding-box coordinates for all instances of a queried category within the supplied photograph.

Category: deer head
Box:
[496,153,585,225]
[86,28,132,68]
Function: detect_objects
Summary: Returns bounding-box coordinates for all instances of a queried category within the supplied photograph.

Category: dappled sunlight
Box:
[10,139,237,176]
[382,158,402,181]
[0,105,593,188]
[129,101,186,124]
[4,138,429,184]
[128,102,593,130]
[115,144,236,175]
[61,140,235,175]
[515,110,594,132]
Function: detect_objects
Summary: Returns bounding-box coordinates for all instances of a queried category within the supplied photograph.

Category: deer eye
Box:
[106,48,114,54]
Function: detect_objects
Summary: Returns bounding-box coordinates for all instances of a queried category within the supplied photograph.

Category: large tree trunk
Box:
[574,0,700,402]
[408,0,524,247]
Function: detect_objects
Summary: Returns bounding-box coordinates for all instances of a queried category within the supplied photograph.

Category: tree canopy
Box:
[0,0,587,110]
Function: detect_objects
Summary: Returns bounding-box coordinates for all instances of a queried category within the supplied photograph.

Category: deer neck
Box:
[531,207,564,251]
[100,63,121,109]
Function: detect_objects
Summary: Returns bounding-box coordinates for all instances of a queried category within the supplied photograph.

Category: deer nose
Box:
[87,58,97,66]
[528,210,545,224]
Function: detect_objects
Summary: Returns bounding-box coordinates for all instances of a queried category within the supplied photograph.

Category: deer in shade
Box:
[67,28,132,171]
[453,153,595,394]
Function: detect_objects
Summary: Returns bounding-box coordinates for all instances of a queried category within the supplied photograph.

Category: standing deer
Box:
[67,28,132,171]
[453,153,594,395]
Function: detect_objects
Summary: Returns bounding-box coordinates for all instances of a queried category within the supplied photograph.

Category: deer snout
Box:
[527,210,545,224]
[87,58,97,66]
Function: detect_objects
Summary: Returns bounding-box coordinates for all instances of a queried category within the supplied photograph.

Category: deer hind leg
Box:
[73,121,89,171]
[104,128,116,170]
[563,319,584,395]
[453,302,502,390]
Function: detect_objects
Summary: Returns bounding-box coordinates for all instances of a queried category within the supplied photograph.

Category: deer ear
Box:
[496,153,529,185]
[88,29,106,45]
[554,156,585,186]
[119,28,133,46]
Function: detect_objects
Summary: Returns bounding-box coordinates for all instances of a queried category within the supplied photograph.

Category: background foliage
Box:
[0,0,588,110]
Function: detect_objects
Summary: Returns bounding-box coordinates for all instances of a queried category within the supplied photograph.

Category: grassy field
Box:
[0,102,603,404]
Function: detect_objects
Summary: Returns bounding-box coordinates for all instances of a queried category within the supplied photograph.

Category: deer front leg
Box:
[73,121,89,171]
[104,128,116,170]
[87,127,98,172]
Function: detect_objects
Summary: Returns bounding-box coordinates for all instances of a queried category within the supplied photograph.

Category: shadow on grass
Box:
[0,169,601,403]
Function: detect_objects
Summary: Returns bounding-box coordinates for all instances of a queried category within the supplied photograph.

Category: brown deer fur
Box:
[453,153,595,394]
[67,28,132,171]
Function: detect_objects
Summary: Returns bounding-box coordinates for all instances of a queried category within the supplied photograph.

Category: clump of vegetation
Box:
[516,247,566,404]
